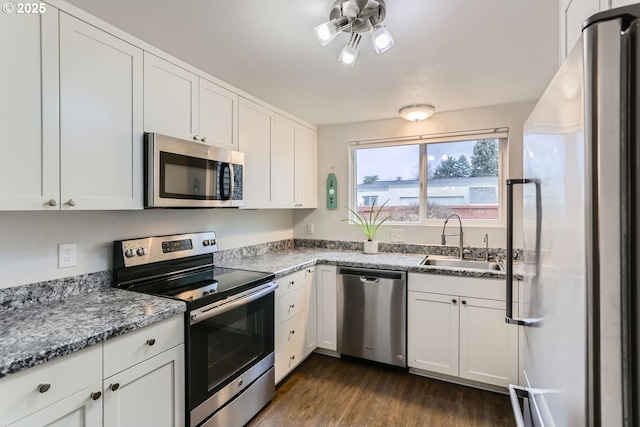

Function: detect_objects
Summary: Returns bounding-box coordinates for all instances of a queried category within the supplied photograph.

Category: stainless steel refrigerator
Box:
[505,5,639,427]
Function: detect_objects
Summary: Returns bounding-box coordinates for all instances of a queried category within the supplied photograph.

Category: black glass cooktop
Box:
[132,266,274,309]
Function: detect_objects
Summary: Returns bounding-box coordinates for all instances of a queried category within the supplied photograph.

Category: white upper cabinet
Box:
[199,78,239,150]
[0,4,59,210]
[144,53,239,150]
[59,13,143,210]
[272,114,318,209]
[294,124,317,209]
[239,98,274,208]
[143,53,199,142]
[272,115,297,207]
[610,0,638,6]
[560,0,600,60]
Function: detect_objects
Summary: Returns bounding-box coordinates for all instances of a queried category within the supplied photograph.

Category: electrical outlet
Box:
[390,229,404,243]
[58,243,77,268]
[307,223,315,234]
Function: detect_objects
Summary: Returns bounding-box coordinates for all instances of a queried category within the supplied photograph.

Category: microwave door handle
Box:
[505,178,543,327]
[228,163,234,201]
[218,163,231,200]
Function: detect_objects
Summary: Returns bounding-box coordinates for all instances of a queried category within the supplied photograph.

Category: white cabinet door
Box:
[459,298,519,387]
[294,125,317,208]
[143,53,198,142]
[272,114,296,207]
[316,265,337,351]
[103,344,185,427]
[239,98,274,208]
[304,267,317,355]
[59,13,143,210]
[8,383,102,427]
[407,291,459,376]
[560,0,600,60]
[199,78,238,150]
[0,5,59,210]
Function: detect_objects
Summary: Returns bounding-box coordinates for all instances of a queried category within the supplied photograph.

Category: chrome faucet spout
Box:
[441,214,464,259]
[483,233,489,262]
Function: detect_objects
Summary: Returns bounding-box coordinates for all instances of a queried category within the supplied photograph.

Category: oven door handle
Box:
[190,282,278,325]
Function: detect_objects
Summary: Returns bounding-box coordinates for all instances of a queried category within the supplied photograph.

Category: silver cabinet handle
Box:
[505,179,542,326]
[48,199,57,207]
[67,199,76,207]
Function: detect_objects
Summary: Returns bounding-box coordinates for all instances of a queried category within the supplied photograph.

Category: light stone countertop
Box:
[216,248,524,280]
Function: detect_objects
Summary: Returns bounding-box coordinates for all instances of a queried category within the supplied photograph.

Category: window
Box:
[351,133,505,223]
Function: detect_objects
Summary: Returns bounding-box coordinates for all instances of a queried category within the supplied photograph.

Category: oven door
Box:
[145,132,244,208]
[188,282,276,426]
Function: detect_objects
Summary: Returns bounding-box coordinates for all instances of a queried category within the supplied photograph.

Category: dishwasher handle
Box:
[359,276,380,283]
[338,267,405,281]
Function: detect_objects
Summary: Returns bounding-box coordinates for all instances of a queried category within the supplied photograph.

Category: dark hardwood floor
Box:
[247,354,514,427]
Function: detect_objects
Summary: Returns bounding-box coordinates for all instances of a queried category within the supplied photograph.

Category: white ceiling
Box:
[65,0,559,126]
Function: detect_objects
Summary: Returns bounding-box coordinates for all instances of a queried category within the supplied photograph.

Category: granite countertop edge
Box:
[0,289,186,379]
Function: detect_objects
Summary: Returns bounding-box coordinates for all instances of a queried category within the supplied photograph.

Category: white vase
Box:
[363,240,378,254]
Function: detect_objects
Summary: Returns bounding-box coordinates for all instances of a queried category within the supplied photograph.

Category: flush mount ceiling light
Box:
[314,0,394,68]
[399,105,436,122]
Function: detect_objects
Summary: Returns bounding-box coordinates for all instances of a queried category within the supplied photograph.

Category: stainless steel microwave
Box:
[144,133,244,208]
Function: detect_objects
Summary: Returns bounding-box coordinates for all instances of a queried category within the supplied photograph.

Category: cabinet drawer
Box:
[0,343,102,427]
[275,269,306,298]
[103,315,184,378]
[408,273,517,302]
[275,311,306,354]
[275,287,305,326]
[275,336,306,384]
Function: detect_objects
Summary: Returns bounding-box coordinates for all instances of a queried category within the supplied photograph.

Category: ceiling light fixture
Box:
[314,0,393,68]
[399,105,436,122]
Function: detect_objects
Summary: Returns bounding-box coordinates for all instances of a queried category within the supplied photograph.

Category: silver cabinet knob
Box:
[48,199,57,207]
[201,136,207,143]
[194,135,201,141]
[67,199,76,206]
[38,383,51,393]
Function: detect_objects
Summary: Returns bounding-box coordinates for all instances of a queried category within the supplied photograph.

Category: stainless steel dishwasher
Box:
[337,267,407,367]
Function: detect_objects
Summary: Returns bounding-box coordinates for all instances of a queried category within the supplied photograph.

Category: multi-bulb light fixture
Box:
[314,0,394,68]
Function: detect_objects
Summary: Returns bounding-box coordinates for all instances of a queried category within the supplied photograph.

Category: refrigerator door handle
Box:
[508,384,528,427]
[505,178,542,326]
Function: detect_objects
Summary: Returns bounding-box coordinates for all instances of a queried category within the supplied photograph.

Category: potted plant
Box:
[342,199,390,254]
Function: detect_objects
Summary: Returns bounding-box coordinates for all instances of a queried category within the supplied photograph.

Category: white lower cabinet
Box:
[103,344,185,427]
[407,273,519,388]
[1,315,185,427]
[316,265,337,351]
[8,383,103,427]
[274,268,315,383]
[305,266,318,355]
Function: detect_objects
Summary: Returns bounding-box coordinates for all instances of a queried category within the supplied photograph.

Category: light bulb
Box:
[314,16,349,46]
[371,24,394,54]
[338,32,361,68]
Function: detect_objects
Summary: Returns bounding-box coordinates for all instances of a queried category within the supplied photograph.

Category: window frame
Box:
[348,129,508,227]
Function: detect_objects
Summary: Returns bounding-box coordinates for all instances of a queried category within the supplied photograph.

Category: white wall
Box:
[293,101,534,248]
[0,209,293,288]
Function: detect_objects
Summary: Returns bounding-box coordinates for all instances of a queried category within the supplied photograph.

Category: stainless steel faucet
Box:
[441,214,464,259]
[483,233,489,261]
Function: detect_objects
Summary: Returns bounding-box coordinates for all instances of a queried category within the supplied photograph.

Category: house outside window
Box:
[350,130,506,224]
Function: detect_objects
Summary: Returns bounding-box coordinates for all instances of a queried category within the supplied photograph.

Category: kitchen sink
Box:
[419,256,503,271]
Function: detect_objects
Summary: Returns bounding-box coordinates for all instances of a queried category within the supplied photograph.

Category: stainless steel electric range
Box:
[112,231,276,427]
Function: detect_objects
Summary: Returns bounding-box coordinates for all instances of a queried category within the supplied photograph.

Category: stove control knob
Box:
[136,247,148,256]
[211,239,217,246]
[124,249,135,258]
[203,240,210,246]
